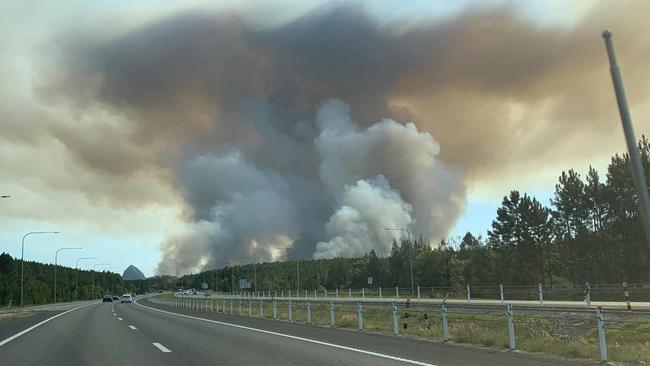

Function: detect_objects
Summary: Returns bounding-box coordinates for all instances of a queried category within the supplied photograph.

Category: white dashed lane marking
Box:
[153,342,172,353]
[129,325,137,330]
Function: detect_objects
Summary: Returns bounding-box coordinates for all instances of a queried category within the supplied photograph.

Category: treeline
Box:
[182,138,650,291]
[0,253,163,307]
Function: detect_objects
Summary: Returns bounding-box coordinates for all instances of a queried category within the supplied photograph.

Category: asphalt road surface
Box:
[0,297,595,366]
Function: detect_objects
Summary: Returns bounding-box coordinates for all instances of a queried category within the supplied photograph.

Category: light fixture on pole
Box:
[20,231,60,307]
[54,247,82,303]
[75,257,98,300]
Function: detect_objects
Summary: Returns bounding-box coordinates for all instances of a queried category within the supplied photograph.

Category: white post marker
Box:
[538,284,544,305]
[596,307,608,362]
[466,285,471,304]
[506,304,515,351]
[499,284,504,304]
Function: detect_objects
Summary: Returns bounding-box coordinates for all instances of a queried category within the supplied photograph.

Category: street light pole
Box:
[385,228,414,296]
[91,263,110,300]
[54,247,82,303]
[21,231,60,307]
[603,30,650,248]
[75,257,97,300]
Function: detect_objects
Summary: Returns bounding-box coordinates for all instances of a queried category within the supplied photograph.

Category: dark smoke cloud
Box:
[37,2,650,274]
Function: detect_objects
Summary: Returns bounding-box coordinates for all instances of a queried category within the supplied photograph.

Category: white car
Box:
[120,294,133,303]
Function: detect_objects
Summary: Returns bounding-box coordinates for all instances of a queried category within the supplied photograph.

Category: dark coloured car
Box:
[102,295,113,303]
[112,296,119,301]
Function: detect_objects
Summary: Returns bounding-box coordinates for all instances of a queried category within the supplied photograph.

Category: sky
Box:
[1,0,649,277]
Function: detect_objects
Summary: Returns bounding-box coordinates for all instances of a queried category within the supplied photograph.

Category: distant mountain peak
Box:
[122,265,146,280]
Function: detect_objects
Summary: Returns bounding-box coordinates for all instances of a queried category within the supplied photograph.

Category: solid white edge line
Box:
[0,303,95,347]
[129,325,137,330]
[135,299,436,366]
[153,342,172,353]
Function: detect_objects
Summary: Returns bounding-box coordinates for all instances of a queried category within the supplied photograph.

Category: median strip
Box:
[153,342,172,353]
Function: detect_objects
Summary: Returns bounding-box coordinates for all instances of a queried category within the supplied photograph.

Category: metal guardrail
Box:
[156,293,650,363]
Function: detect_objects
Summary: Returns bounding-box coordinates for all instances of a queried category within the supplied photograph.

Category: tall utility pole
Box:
[385,228,414,296]
[54,247,82,303]
[603,30,650,248]
[20,231,59,307]
[75,257,97,300]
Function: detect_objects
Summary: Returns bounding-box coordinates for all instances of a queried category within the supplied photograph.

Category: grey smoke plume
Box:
[156,100,462,274]
[36,1,650,274]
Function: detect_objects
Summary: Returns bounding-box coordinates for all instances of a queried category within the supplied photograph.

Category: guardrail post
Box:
[538,284,544,305]
[273,300,277,319]
[506,304,516,351]
[230,300,233,314]
[396,287,399,301]
[336,289,339,299]
[223,299,226,312]
[392,302,398,335]
[585,282,592,305]
[259,299,264,318]
[467,284,471,304]
[596,307,608,362]
[248,301,252,317]
[325,289,328,298]
[281,290,284,298]
[623,282,631,310]
[329,301,335,327]
[379,287,382,299]
[417,286,421,302]
[288,300,293,321]
[500,284,504,303]
[349,288,352,299]
[357,302,363,330]
[314,289,317,299]
[362,288,365,299]
[288,290,291,299]
[216,298,219,312]
[307,301,312,324]
[441,304,449,342]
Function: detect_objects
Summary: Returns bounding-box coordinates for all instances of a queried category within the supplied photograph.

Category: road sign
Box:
[367,277,373,285]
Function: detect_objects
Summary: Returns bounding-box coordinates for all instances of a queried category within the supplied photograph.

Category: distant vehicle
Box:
[102,295,113,303]
[112,295,119,301]
[120,294,133,303]
[158,289,164,293]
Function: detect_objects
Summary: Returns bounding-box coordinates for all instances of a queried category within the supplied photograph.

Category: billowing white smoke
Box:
[314,100,465,257]
[314,175,413,258]
[157,99,464,273]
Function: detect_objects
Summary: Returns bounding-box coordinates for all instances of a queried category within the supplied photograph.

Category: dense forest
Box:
[181,138,650,292]
[0,253,176,307]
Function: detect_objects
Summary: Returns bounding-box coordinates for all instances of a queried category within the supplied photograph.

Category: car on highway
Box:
[102,295,113,303]
[120,294,133,304]
[112,295,119,301]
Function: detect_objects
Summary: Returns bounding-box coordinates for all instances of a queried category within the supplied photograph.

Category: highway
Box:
[0,296,594,366]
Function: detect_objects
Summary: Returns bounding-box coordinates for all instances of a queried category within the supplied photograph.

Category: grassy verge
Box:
[155,295,650,364]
